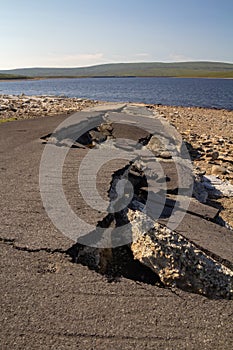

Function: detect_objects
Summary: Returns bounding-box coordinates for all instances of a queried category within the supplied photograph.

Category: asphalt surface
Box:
[0,105,233,350]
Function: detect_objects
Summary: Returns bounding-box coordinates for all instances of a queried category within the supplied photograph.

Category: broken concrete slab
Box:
[140,191,219,220]
[203,175,233,198]
[111,122,150,141]
[84,102,127,112]
[159,213,233,268]
[129,209,233,299]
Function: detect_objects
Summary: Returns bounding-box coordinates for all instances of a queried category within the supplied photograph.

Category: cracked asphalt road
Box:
[0,106,233,350]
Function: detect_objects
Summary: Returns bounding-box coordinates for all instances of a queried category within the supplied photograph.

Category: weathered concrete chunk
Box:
[159,213,233,267]
[129,210,233,299]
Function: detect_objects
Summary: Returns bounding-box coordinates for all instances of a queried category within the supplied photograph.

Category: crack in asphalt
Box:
[13,328,184,342]
[0,237,67,255]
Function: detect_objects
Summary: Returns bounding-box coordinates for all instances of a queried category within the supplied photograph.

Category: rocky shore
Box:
[0,94,99,121]
[0,94,232,227]
[154,104,233,182]
[154,104,233,227]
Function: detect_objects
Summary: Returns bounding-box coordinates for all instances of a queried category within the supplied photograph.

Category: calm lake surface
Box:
[0,77,233,110]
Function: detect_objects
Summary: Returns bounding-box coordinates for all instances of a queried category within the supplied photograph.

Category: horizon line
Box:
[1,60,233,70]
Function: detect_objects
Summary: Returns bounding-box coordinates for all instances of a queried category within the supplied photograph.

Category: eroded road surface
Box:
[1,103,232,350]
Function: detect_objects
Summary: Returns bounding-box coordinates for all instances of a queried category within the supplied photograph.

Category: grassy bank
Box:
[0,74,29,80]
[1,61,233,79]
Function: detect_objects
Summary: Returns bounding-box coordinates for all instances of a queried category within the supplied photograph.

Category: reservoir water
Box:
[0,77,232,110]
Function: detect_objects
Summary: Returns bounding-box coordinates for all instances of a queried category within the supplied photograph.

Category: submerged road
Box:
[0,103,232,350]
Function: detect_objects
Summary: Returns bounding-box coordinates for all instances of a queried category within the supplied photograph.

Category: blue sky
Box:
[0,0,232,69]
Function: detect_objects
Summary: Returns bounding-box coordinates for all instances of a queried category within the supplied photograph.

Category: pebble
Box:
[211,165,228,176]
[211,151,219,160]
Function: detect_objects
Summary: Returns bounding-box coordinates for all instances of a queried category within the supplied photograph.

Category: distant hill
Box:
[0,62,233,78]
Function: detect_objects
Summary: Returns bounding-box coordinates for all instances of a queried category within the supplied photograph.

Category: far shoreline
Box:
[1,76,233,82]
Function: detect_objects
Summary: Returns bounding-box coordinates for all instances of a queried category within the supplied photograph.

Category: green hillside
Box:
[0,62,233,78]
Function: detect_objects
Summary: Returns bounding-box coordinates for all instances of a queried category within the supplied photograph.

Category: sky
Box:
[0,0,232,69]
